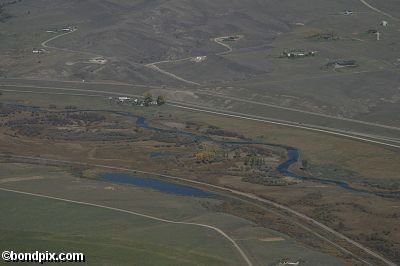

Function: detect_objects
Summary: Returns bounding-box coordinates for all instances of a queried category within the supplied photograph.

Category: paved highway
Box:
[169,103,400,149]
[1,83,399,149]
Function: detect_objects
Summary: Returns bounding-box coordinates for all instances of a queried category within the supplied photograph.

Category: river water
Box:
[133,114,399,199]
[100,173,214,198]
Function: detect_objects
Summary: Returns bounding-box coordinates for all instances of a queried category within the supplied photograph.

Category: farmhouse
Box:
[283,50,316,58]
[89,57,107,64]
[342,10,353,15]
[61,26,77,32]
[325,59,358,69]
[191,56,207,63]
[117,97,131,102]
[32,48,45,54]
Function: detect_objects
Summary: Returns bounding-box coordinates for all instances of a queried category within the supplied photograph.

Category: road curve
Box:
[0,187,253,266]
[359,0,398,20]
[41,29,100,57]
[144,34,242,85]
[145,55,202,86]
[41,30,76,49]
[1,154,397,266]
[214,37,233,55]
[145,64,201,86]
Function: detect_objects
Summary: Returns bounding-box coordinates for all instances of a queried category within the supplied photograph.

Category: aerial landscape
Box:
[0,0,399,265]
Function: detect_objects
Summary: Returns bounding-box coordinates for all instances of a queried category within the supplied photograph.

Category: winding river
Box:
[134,114,400,199]
[8,104,397,199]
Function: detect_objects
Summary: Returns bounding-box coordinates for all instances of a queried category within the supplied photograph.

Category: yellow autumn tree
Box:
[194,145,220,162]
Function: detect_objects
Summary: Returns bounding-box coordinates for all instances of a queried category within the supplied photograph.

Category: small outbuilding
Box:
[32,48,45,54]
[342,10,353,15]
[117,97,131,103]
[283,50,316,58]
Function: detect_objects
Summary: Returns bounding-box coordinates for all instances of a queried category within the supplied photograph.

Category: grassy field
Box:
[0,162,344,266]
[0,191,240,266]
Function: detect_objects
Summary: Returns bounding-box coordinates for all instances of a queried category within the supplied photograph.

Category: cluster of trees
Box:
[195,145,220,162]
[301,159,308,170]
[144,93,166,106]
[244,155,265,168]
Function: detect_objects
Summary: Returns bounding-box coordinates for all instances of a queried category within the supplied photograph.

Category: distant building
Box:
[325,59,358,69]
[61,26,77,32]
[278,260,300,266]
[89,57,107,65]
[283,50,316,58]
[32,48,45,54]
[118,97,131,102]
[191,56,207,63]
[342,10,353,15]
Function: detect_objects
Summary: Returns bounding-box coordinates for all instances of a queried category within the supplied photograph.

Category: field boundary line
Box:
[0,187,253,266]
